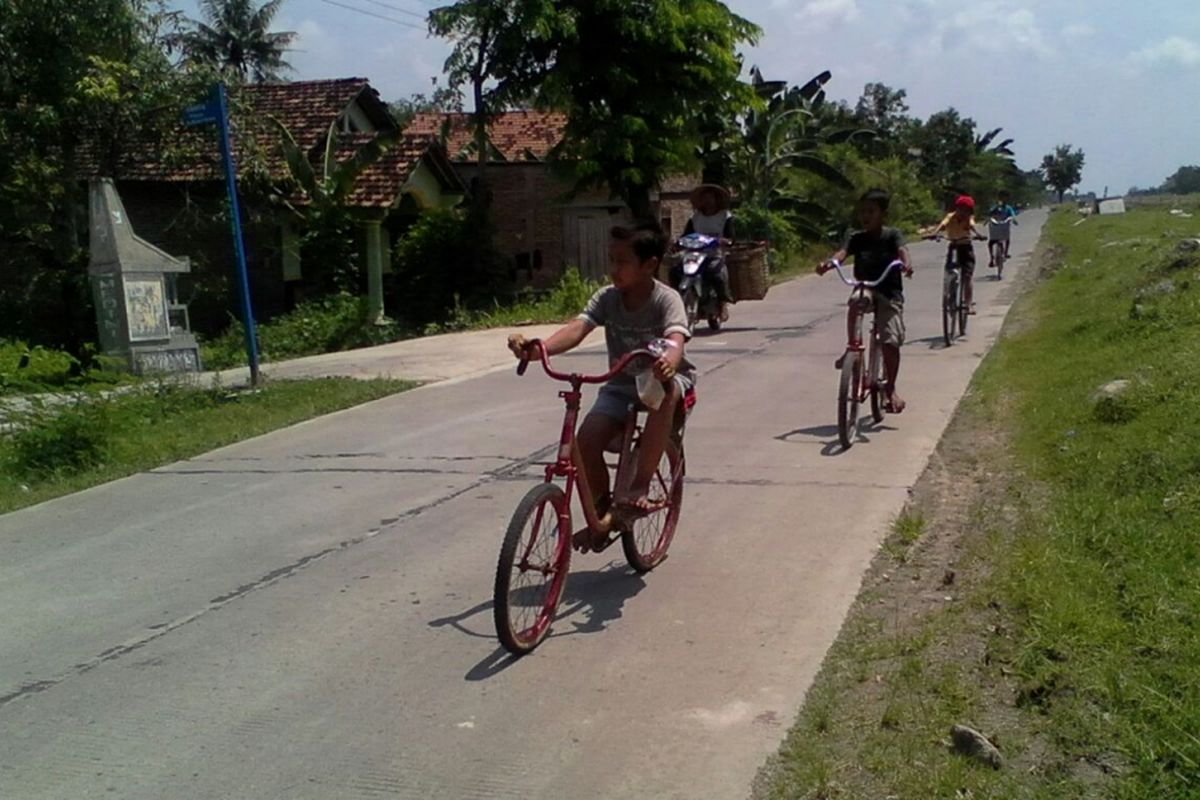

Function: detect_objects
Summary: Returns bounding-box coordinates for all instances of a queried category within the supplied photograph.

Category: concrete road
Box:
[0,213,1044,799]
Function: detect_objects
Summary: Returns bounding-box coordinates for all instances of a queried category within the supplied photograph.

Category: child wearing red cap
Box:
[933,195,987,313]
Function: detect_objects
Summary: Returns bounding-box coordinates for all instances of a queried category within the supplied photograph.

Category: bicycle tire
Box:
[869,338,885,423]
[837,351,862,449]
[683,290,699,333]
[942,273,957,347]
[621,439,684,573]
[996,249,1005,280]
[958,274,970,335]
[494,482,571,655]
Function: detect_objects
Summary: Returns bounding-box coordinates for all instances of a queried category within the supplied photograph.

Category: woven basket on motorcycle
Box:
[727,241,770,301]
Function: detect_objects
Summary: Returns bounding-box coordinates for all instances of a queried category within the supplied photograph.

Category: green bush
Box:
[201,293,404,369]
[391,207,509,328]
[428,268,603,333]
[0,339,129,395]
[9,401,112,477]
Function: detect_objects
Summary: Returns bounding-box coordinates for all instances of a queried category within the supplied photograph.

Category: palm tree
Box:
[176,0,297,82]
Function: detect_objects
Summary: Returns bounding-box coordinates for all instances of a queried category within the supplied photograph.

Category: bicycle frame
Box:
[517,343,661,542]
[828,259,906,375]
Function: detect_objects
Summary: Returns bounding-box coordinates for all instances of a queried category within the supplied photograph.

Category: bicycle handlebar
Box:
[516,339,658,384]
[826,258,907,288]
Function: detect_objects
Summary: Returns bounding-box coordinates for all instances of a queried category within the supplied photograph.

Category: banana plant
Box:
[271,119,402,293]
[730,68,874,238]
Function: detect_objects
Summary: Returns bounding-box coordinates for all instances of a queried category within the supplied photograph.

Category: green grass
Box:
[758,200,1200,799]
[0,377,414,514]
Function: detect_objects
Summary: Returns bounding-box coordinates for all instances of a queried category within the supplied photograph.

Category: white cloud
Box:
[1062,22,1095,41]
[1131,36,1200,68]
[794,0,860,26]
[930,3,1050,58]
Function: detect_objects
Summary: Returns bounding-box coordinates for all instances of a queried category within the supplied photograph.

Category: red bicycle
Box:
[826,259,908,450]
[494,342,688,655]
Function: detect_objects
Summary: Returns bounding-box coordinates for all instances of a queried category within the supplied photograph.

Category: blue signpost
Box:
[183,83,261,386]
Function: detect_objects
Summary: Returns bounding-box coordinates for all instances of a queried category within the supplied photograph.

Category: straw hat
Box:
[689,184,731,211]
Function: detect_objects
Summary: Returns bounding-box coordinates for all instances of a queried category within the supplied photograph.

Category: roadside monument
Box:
[88,179,203,374]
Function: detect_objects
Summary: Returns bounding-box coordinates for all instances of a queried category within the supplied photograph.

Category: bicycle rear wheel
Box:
[494,483,571,655]
[996,249,1005,280]
[942,273,958,347]
[621,439,684,573]
[837,351,862,449]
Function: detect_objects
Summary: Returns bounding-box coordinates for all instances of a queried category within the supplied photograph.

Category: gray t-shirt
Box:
[579,282,694,386]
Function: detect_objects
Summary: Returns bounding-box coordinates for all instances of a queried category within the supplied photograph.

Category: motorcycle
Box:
[670,233,727,332]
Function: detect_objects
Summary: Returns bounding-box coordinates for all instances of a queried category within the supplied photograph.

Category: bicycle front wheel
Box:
[494,483,571,655]
[869,339,885,423]
[958,276,970,335]
[942,273,958,347]
[622,439,684,573]
[837,351,862,449]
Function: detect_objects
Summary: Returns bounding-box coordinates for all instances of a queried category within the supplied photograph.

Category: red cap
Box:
[955,195,975,210]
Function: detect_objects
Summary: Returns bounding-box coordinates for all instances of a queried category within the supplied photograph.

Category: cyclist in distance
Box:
[817,188,913,413]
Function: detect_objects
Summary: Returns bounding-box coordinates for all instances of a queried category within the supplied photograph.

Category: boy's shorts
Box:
[590,374,696,423]
[873,294,905,347]
[948,243,975,277]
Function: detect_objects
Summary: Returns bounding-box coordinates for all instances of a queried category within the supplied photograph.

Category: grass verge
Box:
[755,199,1200,799]
[0,377,415,515]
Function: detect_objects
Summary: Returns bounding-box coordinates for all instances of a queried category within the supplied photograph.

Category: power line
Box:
[316,0,426,30]
[355,0,428,21]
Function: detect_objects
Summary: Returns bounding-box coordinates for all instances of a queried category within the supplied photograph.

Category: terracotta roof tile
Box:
[405,111,567,162]
[80,78,380,184]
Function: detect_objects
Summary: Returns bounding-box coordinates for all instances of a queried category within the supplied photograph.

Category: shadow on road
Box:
[907,335,952,351]
[775,424,848,456]
[429,563,647,681]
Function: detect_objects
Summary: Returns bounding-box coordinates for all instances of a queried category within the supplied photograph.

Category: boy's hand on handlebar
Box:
[815,260,834,275]
[507,334,537,360]
[903,265,915,278]
[652,353,678,382]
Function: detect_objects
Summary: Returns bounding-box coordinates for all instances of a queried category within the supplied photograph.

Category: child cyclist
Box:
[816,188,913,413]
[507,222,695,551]
[932,195,987,313]
[986,193,1019,268]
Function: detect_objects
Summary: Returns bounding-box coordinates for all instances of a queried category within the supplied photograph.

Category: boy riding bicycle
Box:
[932,195,986,313]
[508,222,695,551]
[817,188,912,413]
[987,193,1018,267]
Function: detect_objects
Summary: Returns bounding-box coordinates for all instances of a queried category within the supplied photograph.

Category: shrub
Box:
[391,208,509,327]
[200,293,403,369]
[9,401,112,477]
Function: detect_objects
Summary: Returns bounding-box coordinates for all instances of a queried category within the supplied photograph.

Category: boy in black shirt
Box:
[816,188,913,412]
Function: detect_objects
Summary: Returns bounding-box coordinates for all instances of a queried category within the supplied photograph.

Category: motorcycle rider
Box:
[673,184,735,320]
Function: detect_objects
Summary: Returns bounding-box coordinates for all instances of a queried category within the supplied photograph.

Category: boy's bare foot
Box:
[616,484,656,513]
[885,393,906,414]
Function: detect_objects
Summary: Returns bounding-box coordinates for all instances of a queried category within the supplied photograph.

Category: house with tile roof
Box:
[405,112,696,288]
[82,78,463,328]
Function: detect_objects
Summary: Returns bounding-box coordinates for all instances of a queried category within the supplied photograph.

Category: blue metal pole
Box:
[214,82,261,386]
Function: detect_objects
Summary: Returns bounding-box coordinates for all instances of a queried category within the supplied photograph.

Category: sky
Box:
[172,0,1200,194]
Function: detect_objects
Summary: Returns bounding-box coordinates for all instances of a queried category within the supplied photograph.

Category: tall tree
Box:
[539,0,760,219]
[854,82,910,145]
[1041,144,1086,203]
[428,1,562,208]
[905,108,977,200]
[0,0,192,351]
[175,0,296,82]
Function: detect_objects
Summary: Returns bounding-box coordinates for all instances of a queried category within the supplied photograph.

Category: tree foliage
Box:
[174,0,296,83]
[538,0,759,219]
[1162,165,1200,195]
[0,0,197,352]
[1041,144,1086,203]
